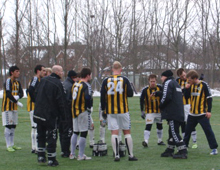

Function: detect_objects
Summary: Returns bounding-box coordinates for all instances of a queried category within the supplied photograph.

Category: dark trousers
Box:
[37,121,58,160]
[168,120,183,145]
[59,120,72,155]
[184,115,218,149]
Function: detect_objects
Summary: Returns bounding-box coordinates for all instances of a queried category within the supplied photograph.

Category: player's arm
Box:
[18,81,24,99]
[85,84,92,113]
[5,79,17,103]
[100,79,107,111]
[140,88,146,111]
[204,83,212,118]
[126,78,134,97]
[28,77,38,102]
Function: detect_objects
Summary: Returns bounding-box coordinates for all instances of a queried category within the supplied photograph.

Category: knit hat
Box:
[67,70,77,78]
[161,70,173,77]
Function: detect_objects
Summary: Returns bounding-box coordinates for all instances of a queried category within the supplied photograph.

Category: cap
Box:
[161,70,173,77]
[67,70,77,78]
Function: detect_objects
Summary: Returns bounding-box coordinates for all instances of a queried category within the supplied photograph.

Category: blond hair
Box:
[112,61,122,70]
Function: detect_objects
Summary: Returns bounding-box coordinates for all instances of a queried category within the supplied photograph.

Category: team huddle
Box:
[1,61,218,167]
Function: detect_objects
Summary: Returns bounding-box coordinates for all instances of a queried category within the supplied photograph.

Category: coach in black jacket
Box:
[34,65,68,167]
[155,70,187,159]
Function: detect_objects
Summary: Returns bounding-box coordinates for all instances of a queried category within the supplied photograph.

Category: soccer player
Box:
[2,65,24,152]
[140,74,165,147]
[100,61,138,162]
[34,65,68,166]
[154,70,187,159]
[27,65,46,154]
[70,67,92,160]
[176,68,197,148]
[183,70,218,155]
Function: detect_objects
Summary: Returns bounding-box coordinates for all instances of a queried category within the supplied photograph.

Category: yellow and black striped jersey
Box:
[27,76,40,112]
[140,84,162,113]
[100,75,133,114]
[1,77,23,111]
[176,78,190,105]
[71,80,92,118]
[188,81,212,114]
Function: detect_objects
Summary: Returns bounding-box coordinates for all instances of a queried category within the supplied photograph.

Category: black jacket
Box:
[156,77,184,122]
[33,73,68,127]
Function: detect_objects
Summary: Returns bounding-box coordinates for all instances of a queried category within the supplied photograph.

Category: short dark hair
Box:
[148,74,157,81]
[9,65,19,76]
[34,65,44,74]
[186,70,199,79]
[80,67,91,78]
[177,68,185,76]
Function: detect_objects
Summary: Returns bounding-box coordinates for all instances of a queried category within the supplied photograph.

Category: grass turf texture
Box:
[0,97,220,170]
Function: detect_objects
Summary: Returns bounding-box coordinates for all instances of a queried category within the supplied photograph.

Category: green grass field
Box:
[0,97,220,170]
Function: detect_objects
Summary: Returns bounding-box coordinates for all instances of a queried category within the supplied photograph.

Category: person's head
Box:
[161,70,173,83]
[67,70,78,82]
[148,74,157,88]
[52,65,64,79]
[186,70,199,85]
[112,61,122,75]
[80,67,92,82]
[177,68,186,80]
[45,67,52,76]
[9,65,20,78]
[34,65,46,78]
[76,72,81,81]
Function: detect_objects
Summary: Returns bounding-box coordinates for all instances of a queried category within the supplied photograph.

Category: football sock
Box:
[10,128,15,146]
[157,129,163,143]
[125,134,134,157]
[78,137,86,158]
[99,126,106,143]
[70,133,78,156]
[4,127,11,148]
[89,129,95,145]
[144,130,150,142]
[118,130,122,142]
[31,128,37,150]
[111,135,119,157]
[191,131,197,143]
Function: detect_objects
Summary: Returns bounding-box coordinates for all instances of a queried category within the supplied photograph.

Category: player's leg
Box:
[156,123,165,145]
[184,115,198,148]
[143,113,153,147]
[100,120,107,143]
[10,111,20,150]
[120,113,137,161]
[88,115,95,148]
[198,115,218,155]
[30,110,37,153]
[77,111,91,160]
[108,114,120,161]
[70,118,79,159]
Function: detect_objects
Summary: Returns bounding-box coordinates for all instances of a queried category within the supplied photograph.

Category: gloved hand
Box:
[14,95,20,101]
[102,110,107,120]
[17,101,23,108]
[141,111,146,119]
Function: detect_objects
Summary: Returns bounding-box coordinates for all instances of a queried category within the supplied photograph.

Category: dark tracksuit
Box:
[156,76,186,153]
[34,73,68,161]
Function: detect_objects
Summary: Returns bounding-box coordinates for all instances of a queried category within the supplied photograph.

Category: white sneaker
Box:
[210,149,218,155]
[69,154,77,159]
[77,154,92,161]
